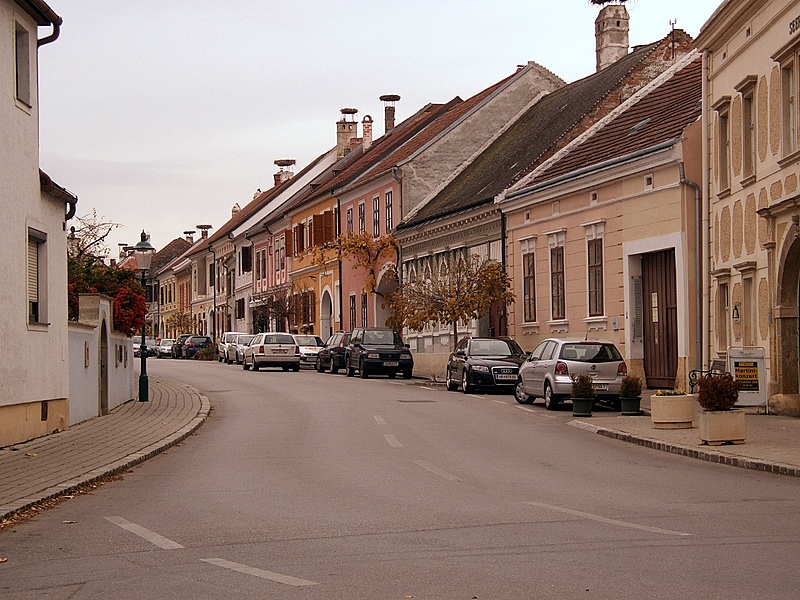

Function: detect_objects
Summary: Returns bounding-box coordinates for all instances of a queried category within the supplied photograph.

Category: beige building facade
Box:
[697,0,800,414]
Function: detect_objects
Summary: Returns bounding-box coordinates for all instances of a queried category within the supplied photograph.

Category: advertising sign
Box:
[727,347,766,407]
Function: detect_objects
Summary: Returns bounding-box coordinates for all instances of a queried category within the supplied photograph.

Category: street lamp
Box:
[133,230,155,402]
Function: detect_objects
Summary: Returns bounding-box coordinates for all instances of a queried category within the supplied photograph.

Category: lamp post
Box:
[133,230,155,402]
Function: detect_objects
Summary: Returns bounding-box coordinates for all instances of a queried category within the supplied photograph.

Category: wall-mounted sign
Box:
[728,347,766,407]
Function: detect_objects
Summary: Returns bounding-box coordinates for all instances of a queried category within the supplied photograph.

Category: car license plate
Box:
[496,374,516,381]
[274,349,288,354]
[384,361,399,367]
[592,383,608,391]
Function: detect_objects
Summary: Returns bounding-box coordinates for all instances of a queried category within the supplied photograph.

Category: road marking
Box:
[105,516,184,549]
[415,460,461,482]
[515,406,535,413]
[201,558,319,587]
[374,415,387,425]
[385,434,404,448]
[522,501,691,537]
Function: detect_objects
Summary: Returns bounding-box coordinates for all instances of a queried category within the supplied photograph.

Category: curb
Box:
[568,419,800,477]
[0,388,210,523]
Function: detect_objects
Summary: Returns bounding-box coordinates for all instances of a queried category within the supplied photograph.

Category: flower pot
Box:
[650,394,696,429]
[571,397,593,417]
[698,409,746,445]
[619,396,642,416]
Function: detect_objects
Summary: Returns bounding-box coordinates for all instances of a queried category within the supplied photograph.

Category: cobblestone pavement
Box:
[0,378,209,522]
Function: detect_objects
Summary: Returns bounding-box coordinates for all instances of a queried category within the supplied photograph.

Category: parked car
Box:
[514,338,627,410]
[292,334,325,367]
[172,334,192,359]
[446,336,527,394]
[156,338,175,358]
[233,333,255,364]
[219,331,247,363]
[133,337,157,358]
[182,335,213,359]
[242,332,300,371]
[345,327,413,379]
[315,331,351,374]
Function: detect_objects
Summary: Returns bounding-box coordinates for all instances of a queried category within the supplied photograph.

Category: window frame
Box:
[385,190,393,231]
[522,251,536,323]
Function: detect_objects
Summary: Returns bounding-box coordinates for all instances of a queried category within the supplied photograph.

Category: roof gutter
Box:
[15,0,62,46]
[502,139,679,204]
[40,169,78,221]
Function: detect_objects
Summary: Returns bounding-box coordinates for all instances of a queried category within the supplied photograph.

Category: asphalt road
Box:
[3,359,800,599]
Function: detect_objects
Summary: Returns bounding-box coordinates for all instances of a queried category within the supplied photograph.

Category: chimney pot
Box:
[362,115,373,150]
[184,230,195,244]
[380,94,401,133]
[595,5,629,72]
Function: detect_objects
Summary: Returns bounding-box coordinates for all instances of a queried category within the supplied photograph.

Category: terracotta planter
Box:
[698,409,746,445]
[619,396,642,415]
[650,394,696,429]
[571,397,593,417]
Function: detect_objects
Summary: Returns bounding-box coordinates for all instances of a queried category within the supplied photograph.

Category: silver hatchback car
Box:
[514,338,627,410]
[242,332,300,372]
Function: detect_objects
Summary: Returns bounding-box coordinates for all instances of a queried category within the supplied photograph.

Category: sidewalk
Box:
[569,390,800,477]
[0,378,209,523]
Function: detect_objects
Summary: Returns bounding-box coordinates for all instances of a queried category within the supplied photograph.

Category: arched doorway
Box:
[776,235,800,395]
[99,320,109,415]
[374,267,399,328]
[320,290,333,339]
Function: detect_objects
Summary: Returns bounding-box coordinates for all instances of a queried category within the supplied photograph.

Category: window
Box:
[346,207,354,233]
[209,262,215,288]
[28,230,46,323]
[522,252,536,322]
[714,98,731,192]
[782,59,797,155]
[385,191,393,231]
[240,245,252,273]
[587,239,604,316]
[358,202,365,234]
[361,292,368,326]
[550,247,565,321]
[15,23,31,106]
[743,89,756,179]
[349,294,357,330]
[373,196,381,237]
[236,298,245,319]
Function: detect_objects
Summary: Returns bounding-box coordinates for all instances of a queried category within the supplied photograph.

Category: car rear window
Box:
[263,334,295,345]
[559,343,622,362]
[294,335,322,346]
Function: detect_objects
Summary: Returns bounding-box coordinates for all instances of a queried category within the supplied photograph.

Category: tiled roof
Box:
[150,237,192,273]
[524,55,702,186]
[396,34,688,230]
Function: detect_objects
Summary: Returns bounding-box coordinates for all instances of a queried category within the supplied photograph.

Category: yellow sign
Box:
[734,361,759,392]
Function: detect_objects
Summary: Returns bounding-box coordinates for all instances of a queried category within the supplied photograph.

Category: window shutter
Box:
[313,216,324,246]
[28,240,39,302]
[323,210,334,243]
[284,232,293,257]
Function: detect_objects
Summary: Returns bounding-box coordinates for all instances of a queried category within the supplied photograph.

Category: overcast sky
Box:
[38,0,721,257]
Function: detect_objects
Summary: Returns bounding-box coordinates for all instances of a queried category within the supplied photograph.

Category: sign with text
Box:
[728,347,766,407]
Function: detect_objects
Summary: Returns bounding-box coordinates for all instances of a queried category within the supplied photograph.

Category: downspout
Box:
[392,166,404,286]
[37,19,60,47]
[336,197,343,331]
[679,161,703,373]
[701,50,711,370]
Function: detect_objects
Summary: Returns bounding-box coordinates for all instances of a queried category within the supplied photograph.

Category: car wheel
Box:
[252,360,259,371]
[316,357,325,373]
[330,362,339,374]
[462,370,473,394]
[544,383,559,410]
[515,380,533,404]
[446,368,458,391]
[292,364,300,372]
[218,355,223,362]
[359,359,369,379]
[346,357,355,377]
[242,358,250,370]
[403,369,412,380]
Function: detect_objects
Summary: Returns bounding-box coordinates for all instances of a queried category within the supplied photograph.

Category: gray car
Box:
[514,338,627,410]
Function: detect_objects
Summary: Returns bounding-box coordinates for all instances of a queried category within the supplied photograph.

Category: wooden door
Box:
[641,250,678,388]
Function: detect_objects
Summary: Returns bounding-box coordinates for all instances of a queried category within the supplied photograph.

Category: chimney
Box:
[362,115,373,150]
[595,4,629,72]
[273,159,296,186]
[336,108,359,158]
[231,203,241,217]
[184,230,195,244]
[380,94,400,133]
[196,224,212,240]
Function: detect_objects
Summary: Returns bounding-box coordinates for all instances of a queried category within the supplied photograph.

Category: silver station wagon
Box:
[242,332,300,372]
[514,338,628,410]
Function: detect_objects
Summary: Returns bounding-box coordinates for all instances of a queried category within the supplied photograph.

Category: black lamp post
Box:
[133,230,155,402]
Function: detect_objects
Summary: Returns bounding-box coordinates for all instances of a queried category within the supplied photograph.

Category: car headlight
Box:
[472,365,490,373]
[367,353,380,359]
[400,353,412,360]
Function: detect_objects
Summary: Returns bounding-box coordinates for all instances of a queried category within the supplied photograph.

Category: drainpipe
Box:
[209,244,218,345]
[679,162,703,373]
[392,166,404,286]
[701,50,711,370]
[336,197,343,331]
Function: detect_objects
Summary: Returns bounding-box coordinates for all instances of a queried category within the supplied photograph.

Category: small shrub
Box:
[195,346,217,361]
[619,376,642,398]
[654,389,686,396]
[696,372,740,411]
[571,373,596,399]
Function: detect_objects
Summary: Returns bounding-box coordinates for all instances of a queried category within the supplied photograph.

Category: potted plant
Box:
[618,376,642,415]
[571,373,595,417]
[696,373,746,445]
[650,388,696,429]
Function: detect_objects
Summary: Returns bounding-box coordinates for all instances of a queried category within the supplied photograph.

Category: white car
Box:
[243,332,300,372]
[292,334,325,367]
[233,334,255,364]
[156,338,175,358]
[219,331,247,363]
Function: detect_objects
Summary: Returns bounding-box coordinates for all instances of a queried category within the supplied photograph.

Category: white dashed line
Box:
[201,558,319,586]
[522,501,692,536]
[373,415,387,425]
[414,460,461,482]
[384,434,404,448]
[105,516,184,549]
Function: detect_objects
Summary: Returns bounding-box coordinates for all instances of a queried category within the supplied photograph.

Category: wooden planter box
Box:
[698,409,746,445]
[651,394,696,429]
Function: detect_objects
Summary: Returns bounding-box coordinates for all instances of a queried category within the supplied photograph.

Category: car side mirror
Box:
[456,350,466,357]
[404,343,410,348]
